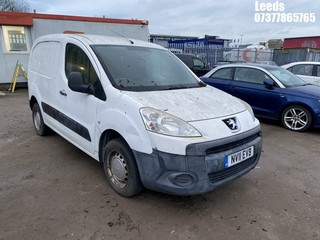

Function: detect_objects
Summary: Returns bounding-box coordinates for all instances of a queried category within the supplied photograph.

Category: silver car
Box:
[282,61,320,85]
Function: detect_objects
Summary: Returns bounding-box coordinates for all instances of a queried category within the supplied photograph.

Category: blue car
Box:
[200,64,320,132]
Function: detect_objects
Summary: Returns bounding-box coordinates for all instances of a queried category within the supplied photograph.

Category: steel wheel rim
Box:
[33,110,41,131]
[283,107,308,131]
[107,151,128,189]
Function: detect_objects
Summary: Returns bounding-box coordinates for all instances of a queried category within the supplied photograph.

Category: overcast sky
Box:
[27,0,319,44]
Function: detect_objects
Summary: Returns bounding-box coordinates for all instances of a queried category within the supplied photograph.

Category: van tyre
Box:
[32,103,49,136]
[281,105,312,132]
[103,138,143,197]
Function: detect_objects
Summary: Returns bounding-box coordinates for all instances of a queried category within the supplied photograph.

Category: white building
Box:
[0,11,149,86]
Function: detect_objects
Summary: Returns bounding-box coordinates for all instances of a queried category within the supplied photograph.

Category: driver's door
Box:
[53,42,105,155]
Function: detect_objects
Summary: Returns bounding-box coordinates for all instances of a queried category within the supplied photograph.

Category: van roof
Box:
[34,34,163,49]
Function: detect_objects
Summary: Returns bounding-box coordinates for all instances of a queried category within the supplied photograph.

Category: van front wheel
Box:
[103,138,143,197]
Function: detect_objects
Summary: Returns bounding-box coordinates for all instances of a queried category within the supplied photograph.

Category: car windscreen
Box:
[91,45,203,91]
[267,67,306,87]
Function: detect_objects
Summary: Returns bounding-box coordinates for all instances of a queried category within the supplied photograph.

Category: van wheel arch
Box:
[29,96,38,110]
[100,131,143,197]
[99,130,123,163]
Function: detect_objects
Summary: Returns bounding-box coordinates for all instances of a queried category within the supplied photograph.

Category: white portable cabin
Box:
[0,11,149,87]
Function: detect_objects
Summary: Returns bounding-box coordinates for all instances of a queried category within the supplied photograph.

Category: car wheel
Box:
[32,103,49,136]
[281,105,312,132]
[103,138,143,197]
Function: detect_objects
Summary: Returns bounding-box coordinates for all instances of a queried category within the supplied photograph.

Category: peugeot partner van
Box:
[28,34,262,197]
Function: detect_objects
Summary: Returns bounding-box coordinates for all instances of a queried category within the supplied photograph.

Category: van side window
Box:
[65,43,106,100]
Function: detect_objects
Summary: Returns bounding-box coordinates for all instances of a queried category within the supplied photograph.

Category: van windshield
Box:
[91,45,204,91]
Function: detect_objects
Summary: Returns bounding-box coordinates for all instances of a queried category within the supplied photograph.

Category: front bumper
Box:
[133,126,262,196]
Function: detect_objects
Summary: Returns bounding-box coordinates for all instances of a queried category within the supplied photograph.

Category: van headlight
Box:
[140,107,202,137]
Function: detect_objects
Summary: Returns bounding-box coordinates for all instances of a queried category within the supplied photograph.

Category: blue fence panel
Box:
[167,38,224,66]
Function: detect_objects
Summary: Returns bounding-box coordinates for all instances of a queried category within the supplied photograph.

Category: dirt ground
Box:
[0,89,320,240]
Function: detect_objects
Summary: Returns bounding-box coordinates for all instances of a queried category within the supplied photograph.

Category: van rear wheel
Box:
[32,103,49,136]
[103,138,143,197]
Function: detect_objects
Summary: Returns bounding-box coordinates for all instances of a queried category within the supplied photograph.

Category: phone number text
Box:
[254,13,316,23]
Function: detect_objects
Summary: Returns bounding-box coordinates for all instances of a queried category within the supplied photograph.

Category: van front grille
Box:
[208,157,256,184]
[205,133,261,155]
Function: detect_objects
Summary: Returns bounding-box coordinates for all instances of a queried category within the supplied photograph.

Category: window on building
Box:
[2,26,28,52]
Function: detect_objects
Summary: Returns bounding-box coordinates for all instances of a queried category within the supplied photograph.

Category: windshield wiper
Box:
[167,85,184,90]
[167,83,206,90]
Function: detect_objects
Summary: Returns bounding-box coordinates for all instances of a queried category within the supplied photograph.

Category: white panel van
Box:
[28,34,262,197]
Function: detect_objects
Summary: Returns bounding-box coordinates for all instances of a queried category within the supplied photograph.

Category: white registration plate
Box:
[224,146,254,168]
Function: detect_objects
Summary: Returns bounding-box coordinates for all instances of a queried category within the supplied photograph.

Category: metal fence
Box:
[166,43,274,66]
[167,42,223,67]
[273,48,320,65]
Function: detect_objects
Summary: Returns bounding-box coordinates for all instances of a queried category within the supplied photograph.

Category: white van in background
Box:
[28,34,262,197]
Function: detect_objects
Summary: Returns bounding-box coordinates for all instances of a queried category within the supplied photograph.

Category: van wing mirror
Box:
[68,72,95,95]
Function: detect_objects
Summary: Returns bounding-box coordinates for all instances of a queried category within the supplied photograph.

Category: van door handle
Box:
[59,90,67,96]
